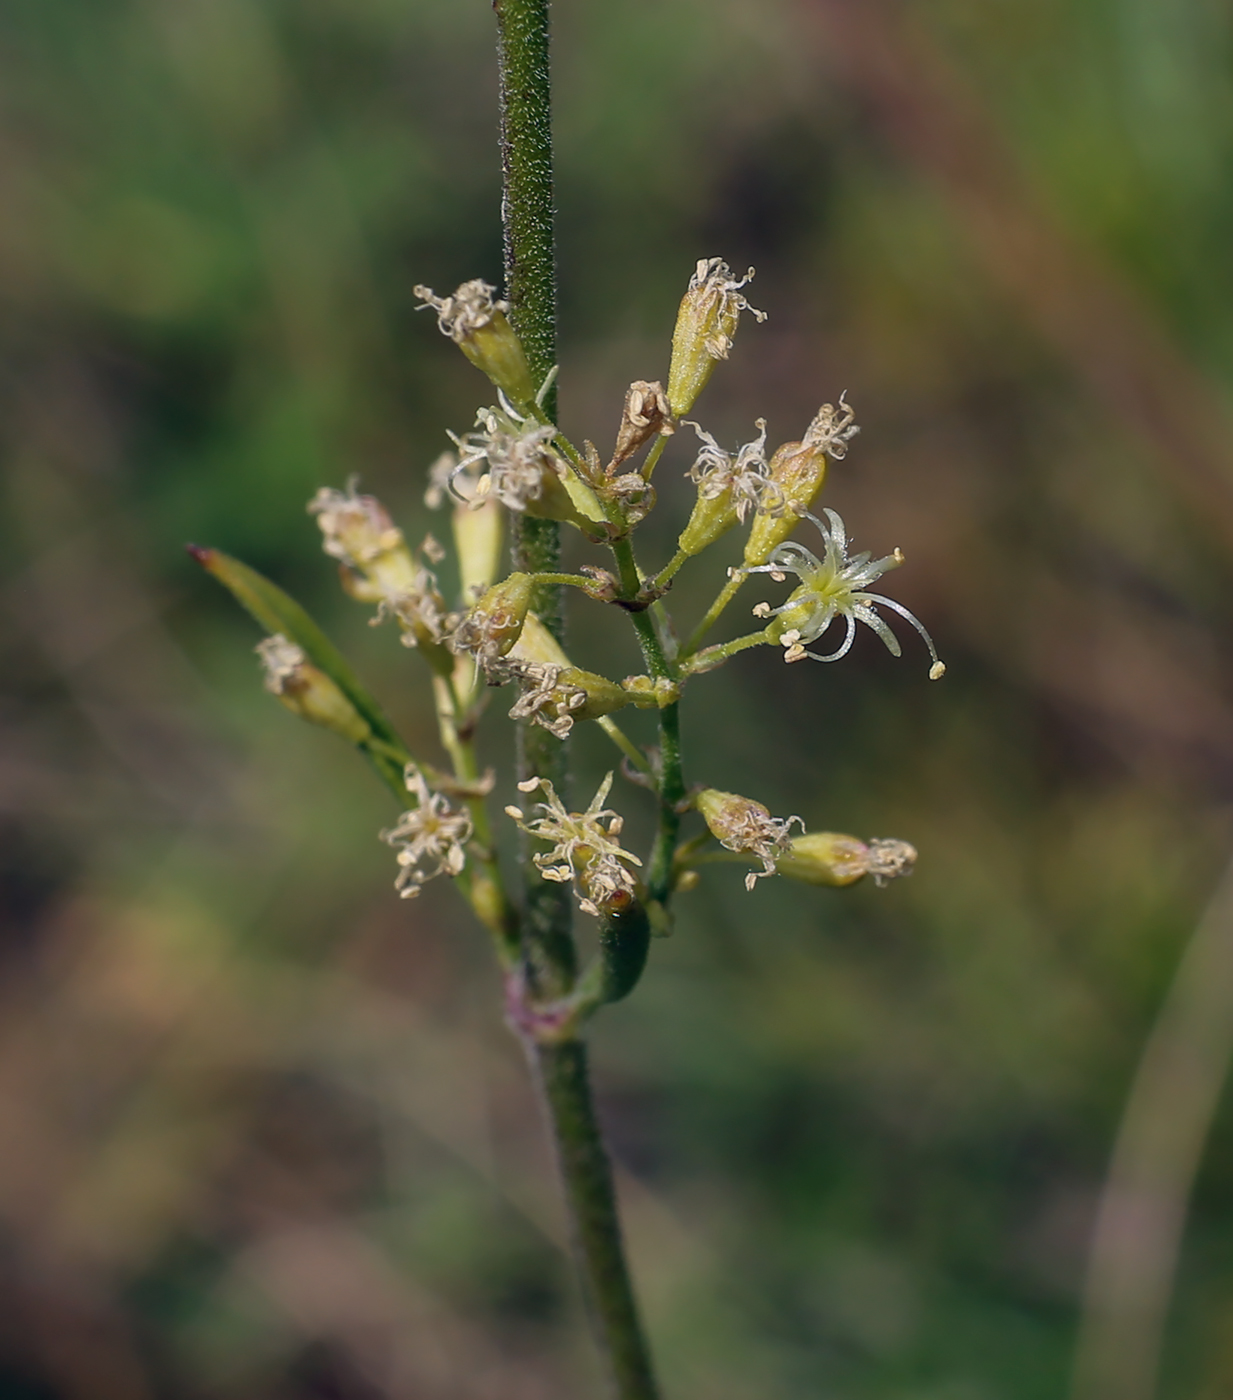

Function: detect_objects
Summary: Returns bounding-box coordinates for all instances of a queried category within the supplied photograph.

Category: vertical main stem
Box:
[495,0,573,992]
[534,1040,660,1400]
[494,6,661,1398]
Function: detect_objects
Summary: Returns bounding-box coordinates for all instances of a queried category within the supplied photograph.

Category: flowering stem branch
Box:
[495,7,661,1399]
[679,628,771,676]
[653,549,690,590]
[640,434,669,480]
[682,570,745,655]
[597,716,654,775]
[607,537,686,906]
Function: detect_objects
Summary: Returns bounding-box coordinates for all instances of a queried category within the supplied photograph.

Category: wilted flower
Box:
[677,419,779,558]
[610,379,674,469]
[447,399,600,527]
[750,507,945,678]
[804,394,860,460]
[414,279,538,404]
[309,483,414,592]
[308,483,454,659]
[686,418,779,523]
[505,772,642,916]
[775,832,917,887]
[505,660,629,740]
[668,258,767,415]
[450,572,535,674]
[381,764,474,898]
[695,788,804,891]
[255,635,372,745]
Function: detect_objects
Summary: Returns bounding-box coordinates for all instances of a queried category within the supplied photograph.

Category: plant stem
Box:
[680,628,771,675]
[609,538,685,906]
[531,1038,660,1400]
[495,0,574,995]
[682,570,745,655]
[495,8,662,1398]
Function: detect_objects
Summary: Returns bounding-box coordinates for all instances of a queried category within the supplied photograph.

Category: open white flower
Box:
[381,765,473,898]
[750,507,945,678]
[505,773,641,916]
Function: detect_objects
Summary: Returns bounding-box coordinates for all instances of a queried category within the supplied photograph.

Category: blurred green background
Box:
[4,0,1233,1396]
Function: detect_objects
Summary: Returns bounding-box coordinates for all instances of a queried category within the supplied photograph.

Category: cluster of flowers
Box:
[255,259,941,919]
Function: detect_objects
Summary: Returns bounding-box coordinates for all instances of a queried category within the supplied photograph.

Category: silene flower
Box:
[413,279,537,404]
[668,258,768,415]
[504,660,629,740]
[695,788,805,891]
[308,483,453,654]
[381,764,474,899]
[505,772,642,916]
[750,507,946,679]
[802,394,860,461]
[685,418,781,524]
[446,397,592,527]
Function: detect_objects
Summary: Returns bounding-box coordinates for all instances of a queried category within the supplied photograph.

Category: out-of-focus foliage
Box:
[3,0,1233,1396]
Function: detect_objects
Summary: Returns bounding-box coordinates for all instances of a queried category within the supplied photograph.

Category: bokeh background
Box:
[4,0,1233,1396]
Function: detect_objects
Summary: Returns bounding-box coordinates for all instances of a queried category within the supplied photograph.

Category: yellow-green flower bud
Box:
[451,572,535,673]
[667,258,767,415]
[695,788,803,890]
[256,635,372,745]
[415,280,538,405]
[776,832,917,887]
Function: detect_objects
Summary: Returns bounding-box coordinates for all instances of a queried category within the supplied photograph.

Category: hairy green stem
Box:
[496,0,574,993]
[495,7,661,1397]
[531,1039,660,1400]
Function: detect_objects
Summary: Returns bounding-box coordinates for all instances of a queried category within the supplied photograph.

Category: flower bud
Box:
[451,572,535,673]
[776,832,917,887]
[256,635,372,745]
[415,280,538,405]
[667,259,767,415]
[695,788,803,891]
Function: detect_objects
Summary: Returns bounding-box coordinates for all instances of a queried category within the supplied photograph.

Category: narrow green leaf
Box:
[188,544,413,800]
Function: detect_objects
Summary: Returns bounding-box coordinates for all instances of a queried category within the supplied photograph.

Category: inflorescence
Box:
[238,257,944,917]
